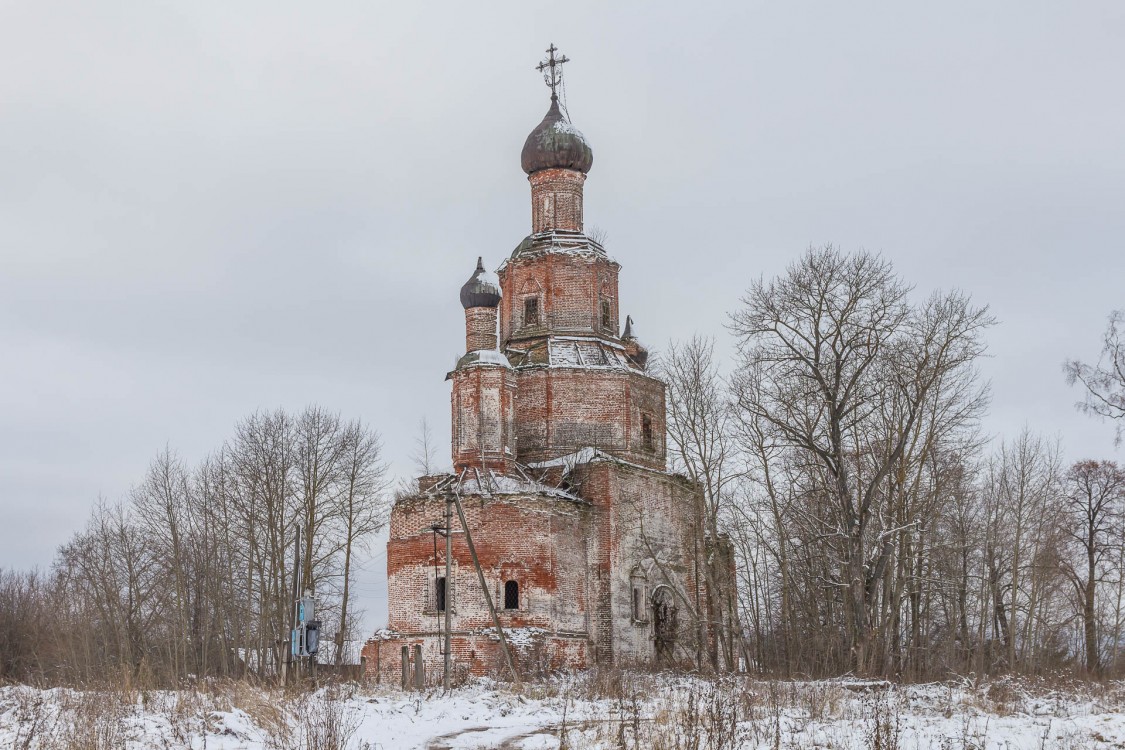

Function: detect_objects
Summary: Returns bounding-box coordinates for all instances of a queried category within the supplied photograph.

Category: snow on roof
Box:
[456,349,513,369]
[498,230,618,270]
[422,468,582,501]
[368,628,401,641]
[525,447,605,469]
[527,447,671,475]
[548,338,637,371]
[553,335,628,350]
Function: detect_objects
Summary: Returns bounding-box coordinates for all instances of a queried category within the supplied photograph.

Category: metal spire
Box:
[536,43,569,101]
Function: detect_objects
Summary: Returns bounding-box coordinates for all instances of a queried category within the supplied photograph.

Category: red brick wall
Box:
[376,460,724,675]
[529,168,586,233]
[464,307,498,352]
[499,253,620,345]
[385,493,590,636]
[512,368,667,470]
[363,633,591,681]
[450,364,515,473]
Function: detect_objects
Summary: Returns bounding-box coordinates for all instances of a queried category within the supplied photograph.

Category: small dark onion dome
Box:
[622,315,649,368]
[460,256,502,309]
[520,97,594,175]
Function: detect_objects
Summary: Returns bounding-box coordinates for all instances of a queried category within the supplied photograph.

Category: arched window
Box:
[652,586,678,663]
[504,580,519,610]
[630,567,648,623]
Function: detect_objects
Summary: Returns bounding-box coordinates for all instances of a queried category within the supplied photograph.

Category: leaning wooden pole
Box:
[451,491,521,686]
[443,493,452,692]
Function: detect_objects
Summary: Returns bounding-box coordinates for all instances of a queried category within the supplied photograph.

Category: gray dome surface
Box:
[460,257,502,309]
[520,97,594,175]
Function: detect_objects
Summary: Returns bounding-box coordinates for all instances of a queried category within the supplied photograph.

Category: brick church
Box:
[364,48,735,679]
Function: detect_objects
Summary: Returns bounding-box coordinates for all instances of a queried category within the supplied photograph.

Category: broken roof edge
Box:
[367,628,402,642]
[505,359,662,381]
[414,467,586,504]
[526,447,670,475]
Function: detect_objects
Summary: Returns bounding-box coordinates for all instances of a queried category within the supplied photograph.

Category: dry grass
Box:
[6,686,58,750]
[6,671,1125,749]
[46,690,130,750]
[533,672,1125,750]
[260,685,366,750]
[1,678,368,750]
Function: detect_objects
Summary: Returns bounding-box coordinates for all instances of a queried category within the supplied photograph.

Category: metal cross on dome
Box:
[536,43,569,99]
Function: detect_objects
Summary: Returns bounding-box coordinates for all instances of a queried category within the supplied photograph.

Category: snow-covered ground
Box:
[3,674,1125,749]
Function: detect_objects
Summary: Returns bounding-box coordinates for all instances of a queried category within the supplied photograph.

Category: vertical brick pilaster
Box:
[451,363,516,474]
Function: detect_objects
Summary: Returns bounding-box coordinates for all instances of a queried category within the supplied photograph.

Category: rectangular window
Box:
[435,576,447,612]
[632,586,645,621]
[601,300,612,330]
[524,297,539,327]
[504,580,519,610]
[642,414,655,452]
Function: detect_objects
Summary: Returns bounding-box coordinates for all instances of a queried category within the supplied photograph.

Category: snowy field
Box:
[4,673,1125,749]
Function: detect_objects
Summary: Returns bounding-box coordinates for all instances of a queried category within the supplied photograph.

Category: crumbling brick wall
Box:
[500,253,619,344]
[529,168,586,233]
[450,364,516,474]
[512,368,667,470]
[379,490,593,675]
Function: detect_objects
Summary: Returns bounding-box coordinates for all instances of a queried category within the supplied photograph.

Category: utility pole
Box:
[452,491,520,685]
[443,493,452,691]
[288,524,302,684]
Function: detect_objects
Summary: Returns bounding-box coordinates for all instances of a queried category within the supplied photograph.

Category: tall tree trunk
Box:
[1085,544,1099,674]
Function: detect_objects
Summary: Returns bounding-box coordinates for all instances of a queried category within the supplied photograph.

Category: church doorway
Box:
[652,586,678,664]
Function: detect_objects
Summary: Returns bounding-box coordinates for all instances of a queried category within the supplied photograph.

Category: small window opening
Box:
[524,297,540,327]
[504,580,520,610]
[435,576,447,612]
[601,300,613,330]
[642,414,655,452]
[632,586,644,621]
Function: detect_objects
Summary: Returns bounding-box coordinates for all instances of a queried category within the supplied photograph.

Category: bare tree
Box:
[295,406,348,602]
[979,431,1065,672]
[729,245,994,674]
[1066,310,1125,444]
[412,417,438,476]
[1059,460,1125,674]
[231,409,296,676]
[334,420,390,665]
[131,447,193,678]
[932,454,984,671]
[660,335,740,670]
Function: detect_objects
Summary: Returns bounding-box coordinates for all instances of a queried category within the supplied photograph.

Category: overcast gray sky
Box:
[2,2,1122,633]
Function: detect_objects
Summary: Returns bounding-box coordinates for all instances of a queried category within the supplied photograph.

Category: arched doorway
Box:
[652,586,678,664]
